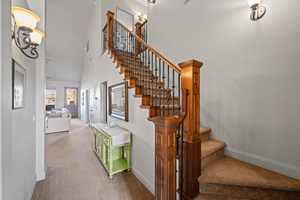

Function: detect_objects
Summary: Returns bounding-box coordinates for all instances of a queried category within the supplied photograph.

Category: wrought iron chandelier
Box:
[11,7,45,59]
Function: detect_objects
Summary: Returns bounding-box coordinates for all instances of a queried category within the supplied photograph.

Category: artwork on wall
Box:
[108,82,128,121]
[12,59,26,109]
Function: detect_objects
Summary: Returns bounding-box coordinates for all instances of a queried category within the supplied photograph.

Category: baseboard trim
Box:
[132,167,155,194]
[225,148,300,180]
[36,168,46,181]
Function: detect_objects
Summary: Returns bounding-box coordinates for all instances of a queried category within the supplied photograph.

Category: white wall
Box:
[80,0,155,193]
[46,79,81,109]
[46,58,84,82]
[98,0,300,179]
[10,44,37,200]
[147,0,300,180]
[1,0,12,199]
[1,0,46,199]
[30,0,47,182]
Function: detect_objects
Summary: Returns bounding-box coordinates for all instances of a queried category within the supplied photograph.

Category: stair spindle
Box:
[172,69,175,115]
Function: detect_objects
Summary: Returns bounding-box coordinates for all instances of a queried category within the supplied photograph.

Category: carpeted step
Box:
[200,127,211,142]
[201,140,225,168]
[194,194,249,200]
[199,157,300,200]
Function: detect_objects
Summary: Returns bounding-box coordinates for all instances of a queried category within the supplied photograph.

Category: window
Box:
[65,88,77,105]
[65,88,78,118]
[45,89,56,110]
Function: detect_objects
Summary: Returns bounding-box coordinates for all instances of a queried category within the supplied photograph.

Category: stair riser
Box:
[141,97,179,106]
[199,183,300,200]
[151,98,180,106]
[202,149,224,169]
[127,68,152,74]
[157,109,180,116]
[142,89,171,96]
[195,194,250,200]
[201,132,210,142]
[138,81,165,87]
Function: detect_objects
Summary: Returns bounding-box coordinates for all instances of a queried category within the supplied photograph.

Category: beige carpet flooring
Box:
[32,119,154,200]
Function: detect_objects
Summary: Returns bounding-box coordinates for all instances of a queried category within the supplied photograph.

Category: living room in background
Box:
[45,88,56,111]
[64,87,79,118]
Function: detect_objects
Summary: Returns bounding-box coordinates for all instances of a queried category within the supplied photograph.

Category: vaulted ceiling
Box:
[46,0,94,82]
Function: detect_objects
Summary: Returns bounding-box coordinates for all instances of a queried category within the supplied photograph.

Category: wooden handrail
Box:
[141,19,148,27]
[102,23,107,32]
[113,19,182,74]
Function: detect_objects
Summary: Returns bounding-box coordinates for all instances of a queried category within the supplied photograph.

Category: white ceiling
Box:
[46,0,94,82]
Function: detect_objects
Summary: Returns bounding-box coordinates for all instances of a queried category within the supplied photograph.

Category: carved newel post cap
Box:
[178,60,203,69]
[149,116,184,128]
[135,22,142,28]
[107,11,115,17]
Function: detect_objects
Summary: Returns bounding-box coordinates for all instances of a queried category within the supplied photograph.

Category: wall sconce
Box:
[11,7,45,59]
[137,12,148,22]
[248,0,266,21]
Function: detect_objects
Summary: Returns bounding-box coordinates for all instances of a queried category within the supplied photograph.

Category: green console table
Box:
[92,123,132,178]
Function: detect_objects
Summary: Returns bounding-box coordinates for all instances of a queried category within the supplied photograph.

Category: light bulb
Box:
[11,7,40,29]
[30,29,45,44]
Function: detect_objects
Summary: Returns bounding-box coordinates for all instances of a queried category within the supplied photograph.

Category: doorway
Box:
[116,7,134,31]
[100,81,108,122]
[64,87,79,118]
[85,89,90,124]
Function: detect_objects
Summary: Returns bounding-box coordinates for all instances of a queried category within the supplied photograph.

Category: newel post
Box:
[150,117,183,200]
[135,22,142,55]
[106,11,114,53]
[178,60,203,200]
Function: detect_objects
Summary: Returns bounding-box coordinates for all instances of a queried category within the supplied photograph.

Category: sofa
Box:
[45,108,72,134]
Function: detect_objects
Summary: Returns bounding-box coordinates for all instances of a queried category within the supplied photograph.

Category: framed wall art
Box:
[108,82,128,121]
[12,59,26,109]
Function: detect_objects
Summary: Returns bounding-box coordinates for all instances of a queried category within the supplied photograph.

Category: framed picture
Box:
[108,82,128,121]
[12,59,26,109]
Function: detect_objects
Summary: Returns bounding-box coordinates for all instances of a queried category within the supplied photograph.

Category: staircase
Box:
[114,49,181,118]
[196,127,300,200]
[104,11,300,200]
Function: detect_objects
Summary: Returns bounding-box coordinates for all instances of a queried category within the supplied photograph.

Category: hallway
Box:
[32,119,154,200]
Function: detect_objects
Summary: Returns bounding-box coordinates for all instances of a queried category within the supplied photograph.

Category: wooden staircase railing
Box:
[105,11,203,200]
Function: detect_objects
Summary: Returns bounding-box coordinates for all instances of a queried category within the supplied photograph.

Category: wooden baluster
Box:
[178,60,203,200]
[106,11,114,54]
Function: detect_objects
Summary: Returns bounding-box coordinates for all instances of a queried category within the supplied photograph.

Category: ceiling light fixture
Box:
[148,0,156,4]
[137,12,148,22]
[11,7,45,59]
[248,0,266,21]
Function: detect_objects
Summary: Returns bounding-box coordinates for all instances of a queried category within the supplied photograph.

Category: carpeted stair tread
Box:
[199,157,300,192]
[202,140,225,159]
[200,126,211,135]
[194,194,248,200]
